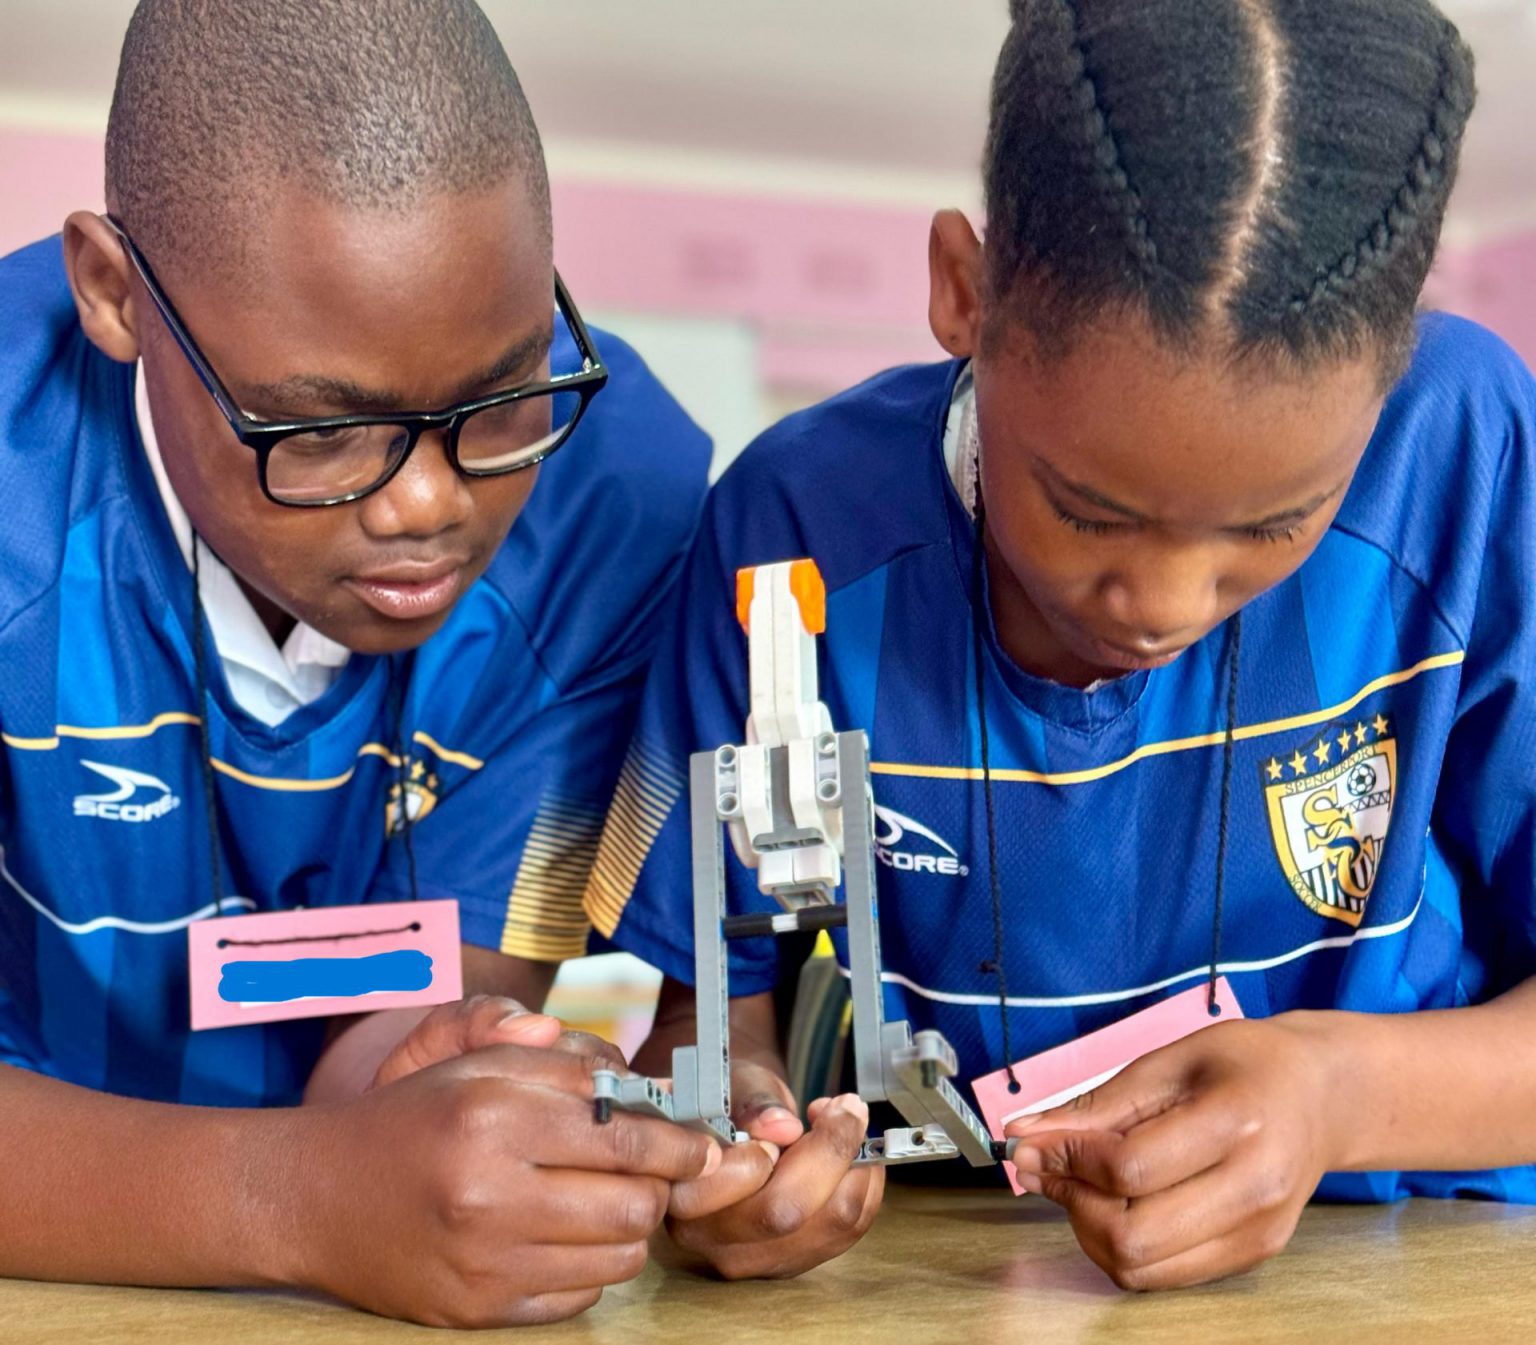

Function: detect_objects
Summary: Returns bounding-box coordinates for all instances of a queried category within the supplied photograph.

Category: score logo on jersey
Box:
[1263,716,1397,928]
[72,760,183,824]
[873,804,970,878]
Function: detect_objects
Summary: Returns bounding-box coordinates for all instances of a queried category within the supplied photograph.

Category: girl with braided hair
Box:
[595,0,1536,1290]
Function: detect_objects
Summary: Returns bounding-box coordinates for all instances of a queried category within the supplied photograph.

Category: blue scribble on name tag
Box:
[218,949,434,1003]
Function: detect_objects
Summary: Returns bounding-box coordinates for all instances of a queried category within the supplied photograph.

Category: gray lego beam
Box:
[688,748,732,1130]
[837,731,890,1103]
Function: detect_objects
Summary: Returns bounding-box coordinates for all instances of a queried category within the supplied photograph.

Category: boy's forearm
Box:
[0,1064,308,1288]
[1298,976,1536,1173]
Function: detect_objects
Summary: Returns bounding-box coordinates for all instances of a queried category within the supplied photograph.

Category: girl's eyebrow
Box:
[1032,456,1348,530]
[1031,456,1147,520]
[1234,483,1346,531]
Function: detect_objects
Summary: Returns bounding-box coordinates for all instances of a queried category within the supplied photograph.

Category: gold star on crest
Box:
[411,759,426,781]
[1290,751,1308,776]
[1314,739,1332,766]
[1372,714,1390,738]
[1267,758,1284,781]
[1354,722,1368,747]
[1336,730,1353,755]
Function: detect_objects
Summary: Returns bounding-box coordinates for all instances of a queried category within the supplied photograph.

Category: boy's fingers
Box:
[550,1028,630,1073]
[668,1140,779,1221]
[371,997,560,1088]
[518,1171,673,1246]
[540,1105,723,1182]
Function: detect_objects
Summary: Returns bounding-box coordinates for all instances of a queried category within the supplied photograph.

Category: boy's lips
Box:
[345,560,468,622]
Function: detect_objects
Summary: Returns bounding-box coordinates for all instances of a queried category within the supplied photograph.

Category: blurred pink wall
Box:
[3,127,1532,387]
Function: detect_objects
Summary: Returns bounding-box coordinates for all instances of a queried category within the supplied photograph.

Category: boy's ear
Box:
[63,212,142,365]
[927,209,985,360]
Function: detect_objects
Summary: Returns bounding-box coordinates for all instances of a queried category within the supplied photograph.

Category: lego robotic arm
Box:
[593,559,1010,1168]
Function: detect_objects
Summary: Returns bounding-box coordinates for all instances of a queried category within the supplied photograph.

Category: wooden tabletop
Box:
[6,1187,1535,1345]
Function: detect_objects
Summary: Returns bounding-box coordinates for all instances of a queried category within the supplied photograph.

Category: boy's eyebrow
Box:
[241,326,555,417]
[1034,456,1347,531]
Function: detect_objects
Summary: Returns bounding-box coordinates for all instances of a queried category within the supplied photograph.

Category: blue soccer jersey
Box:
[0,237,709,1107]
[589,314,1536,1203]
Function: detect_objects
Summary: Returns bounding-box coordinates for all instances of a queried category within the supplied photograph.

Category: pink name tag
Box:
[188,899,462,1031]
[972,977,1244,1195]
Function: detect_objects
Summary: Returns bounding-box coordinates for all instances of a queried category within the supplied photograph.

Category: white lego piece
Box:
[736,742,774,852]
[726,559,846,905]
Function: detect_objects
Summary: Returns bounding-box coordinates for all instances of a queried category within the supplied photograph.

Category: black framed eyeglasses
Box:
[105,215,609,507]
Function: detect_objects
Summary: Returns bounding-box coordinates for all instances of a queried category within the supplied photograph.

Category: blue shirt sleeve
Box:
[1431,350,1536,999]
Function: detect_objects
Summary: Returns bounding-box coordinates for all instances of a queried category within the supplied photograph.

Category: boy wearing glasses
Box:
[0,0,718,1328]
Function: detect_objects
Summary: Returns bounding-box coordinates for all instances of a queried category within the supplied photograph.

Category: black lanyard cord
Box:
[388,659,420,901]
[968,507,1243,1083]
[1208,609,1243,1016]
[971,505,1021,1092]
[189,539,421,917]
[189,538,226,917]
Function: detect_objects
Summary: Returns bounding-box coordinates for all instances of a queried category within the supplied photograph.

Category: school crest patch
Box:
[386,755,441,836]
[1262,716,1396,928]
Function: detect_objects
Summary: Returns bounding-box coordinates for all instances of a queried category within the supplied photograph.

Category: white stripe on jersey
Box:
[1,845,255,935]
[839,895,1424,1010]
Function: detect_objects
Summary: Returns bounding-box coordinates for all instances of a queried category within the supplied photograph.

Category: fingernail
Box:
[1015,1171,1044,1196]
[499,1013,560,1040]
[830,1093,869,1123]
[1009,1144,1042,1173]
[757,1106,794,1126]
[700,1143,723,1177]
[755,1140,782,1165]
[1006,1111,1044,1133]
[497,1010,554,1031]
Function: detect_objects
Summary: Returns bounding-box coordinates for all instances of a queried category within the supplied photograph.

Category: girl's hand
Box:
[1005,1015,1338,1291]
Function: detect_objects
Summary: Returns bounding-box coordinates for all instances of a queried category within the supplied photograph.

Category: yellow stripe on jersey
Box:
[412,730,485,771]
[501,797,606,962]
[584,742,687,939]
[3,711,201,749]
[2,710,485,791]
[871,649,1466,788]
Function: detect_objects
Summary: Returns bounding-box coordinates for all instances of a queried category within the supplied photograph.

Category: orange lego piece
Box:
[736,568,755,634]
[735,560,826,635]
[788,559,826,635]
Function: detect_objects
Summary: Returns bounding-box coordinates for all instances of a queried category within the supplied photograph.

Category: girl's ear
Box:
[63,212,142,364]
[928,209,985,359]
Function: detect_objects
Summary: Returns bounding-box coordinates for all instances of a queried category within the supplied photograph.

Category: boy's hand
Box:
[662,1058,883,1279]
[1005,1016,1335,1291]
[369,995,628,1090]
[299,1041,721,1328]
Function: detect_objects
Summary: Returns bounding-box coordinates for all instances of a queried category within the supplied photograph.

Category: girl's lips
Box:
[345,567,464,621]
[1080,632,1189,674]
